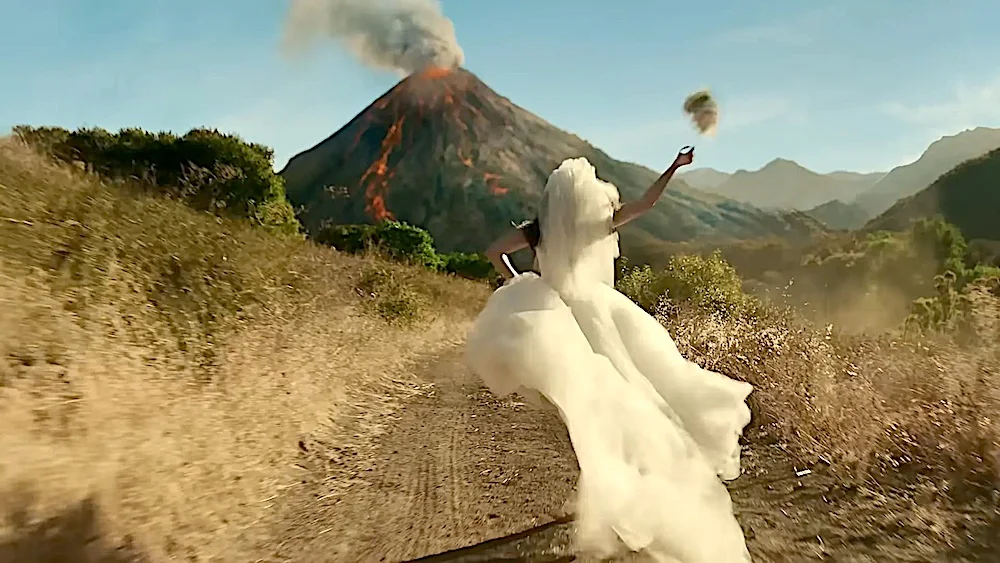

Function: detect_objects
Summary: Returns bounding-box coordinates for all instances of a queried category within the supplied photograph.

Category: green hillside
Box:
[866,147,1000,241]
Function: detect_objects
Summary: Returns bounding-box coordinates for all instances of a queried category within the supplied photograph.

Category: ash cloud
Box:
[282,0,465,76]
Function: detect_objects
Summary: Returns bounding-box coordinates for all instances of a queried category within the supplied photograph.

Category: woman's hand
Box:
[673,146,695,168]
[614,146,693,228]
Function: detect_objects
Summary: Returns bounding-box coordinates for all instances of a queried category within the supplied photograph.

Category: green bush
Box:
[617,250,759,318]
[374,222,441,269]
[316,221,441,269]
[615,261,667,313]
[316,221,496,280]
[910,217,968,278]
[440,252,496,280]
[13,125,300,235]
[886,218,1000,334]
[315,224,378,254]
[906,272,968,334]
[906,266,1000,335]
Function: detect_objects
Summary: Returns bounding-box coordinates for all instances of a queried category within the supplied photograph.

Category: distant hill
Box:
[865,147,1000,241]
[853,127,1000,218]
[680,168,731,191]
[805,200,872,230]
[279,67,825,255]
[702,158,884,211]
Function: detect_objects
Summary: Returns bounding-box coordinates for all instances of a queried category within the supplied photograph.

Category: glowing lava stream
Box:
[355,66,510,222]
[359,116,405,221]
[483,172,508,196]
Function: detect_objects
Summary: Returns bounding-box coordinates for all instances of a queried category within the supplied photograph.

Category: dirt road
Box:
[267,348,1000,562]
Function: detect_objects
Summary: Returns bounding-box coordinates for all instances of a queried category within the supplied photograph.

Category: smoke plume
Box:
[683,90,719,136]
[282,0,465,76]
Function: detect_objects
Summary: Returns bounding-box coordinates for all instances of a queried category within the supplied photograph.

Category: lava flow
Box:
[483,172,508,196]
[358,116,405,221]
[347,65,509,223]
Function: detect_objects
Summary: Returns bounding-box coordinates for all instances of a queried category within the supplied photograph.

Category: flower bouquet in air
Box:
[683,89,719,136]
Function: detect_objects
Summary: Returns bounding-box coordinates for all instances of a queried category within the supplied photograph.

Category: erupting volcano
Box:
[281,66,547,251]
[349,66,516,222]
[281,68,826,254]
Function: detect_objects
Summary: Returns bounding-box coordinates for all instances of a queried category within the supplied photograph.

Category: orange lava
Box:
[483,172,508,196]
[359,116,406,221]
[419,66,452,79]
[457,148,473,167]
[345,67,514,222]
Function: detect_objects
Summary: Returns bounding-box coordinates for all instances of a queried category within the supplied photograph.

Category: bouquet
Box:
[683,89,719,136]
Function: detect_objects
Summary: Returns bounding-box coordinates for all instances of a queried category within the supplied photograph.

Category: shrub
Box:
[13,125,300,235]
[315,224,378,254]
[316,221,442,269]
[617,251,759,318]
[910,217,967,274]
[372,222,441,269]
[907,270,1000,335]
[895,219,1000,335]
[440,252,496,280]
[615,261,667,313]
[315,221,496,280]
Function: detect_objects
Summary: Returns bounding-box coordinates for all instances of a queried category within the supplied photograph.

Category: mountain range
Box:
[865,146,1000,242]
[682,127,1000,230]
[854,127,1000,220]
[682,160,884,212]
[279,67,824,256]
[804,200,874,231]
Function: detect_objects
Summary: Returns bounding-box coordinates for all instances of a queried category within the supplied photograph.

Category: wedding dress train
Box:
[465,157,753,562]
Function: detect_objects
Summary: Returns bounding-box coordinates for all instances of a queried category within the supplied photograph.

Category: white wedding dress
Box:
[465,158,754,562]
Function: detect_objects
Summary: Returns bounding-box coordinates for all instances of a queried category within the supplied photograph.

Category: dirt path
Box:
[265,350,578,562]
[267,348,999,562]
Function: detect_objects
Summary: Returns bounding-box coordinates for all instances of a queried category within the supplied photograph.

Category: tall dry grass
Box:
[666,286,1000,491]
[0,137,490,562]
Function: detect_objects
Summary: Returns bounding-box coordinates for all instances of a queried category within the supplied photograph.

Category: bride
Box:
[464,148,754,562]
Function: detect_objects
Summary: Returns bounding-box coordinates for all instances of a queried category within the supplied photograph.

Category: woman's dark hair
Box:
[518,218,541,249]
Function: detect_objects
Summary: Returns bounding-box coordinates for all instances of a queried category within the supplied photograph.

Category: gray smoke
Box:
[683,89,719,136]
[282,0,465,76]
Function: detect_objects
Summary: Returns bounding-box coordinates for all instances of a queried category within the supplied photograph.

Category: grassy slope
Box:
[0,138,489,561]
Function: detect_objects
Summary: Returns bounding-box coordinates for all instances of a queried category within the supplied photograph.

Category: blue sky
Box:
[2,0,999,174]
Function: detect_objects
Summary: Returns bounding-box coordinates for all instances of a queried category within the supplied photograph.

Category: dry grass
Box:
[666,288,1000,491]
[0,137,490,562]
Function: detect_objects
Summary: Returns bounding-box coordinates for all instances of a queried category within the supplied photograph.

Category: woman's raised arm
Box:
[613,146,695,229]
